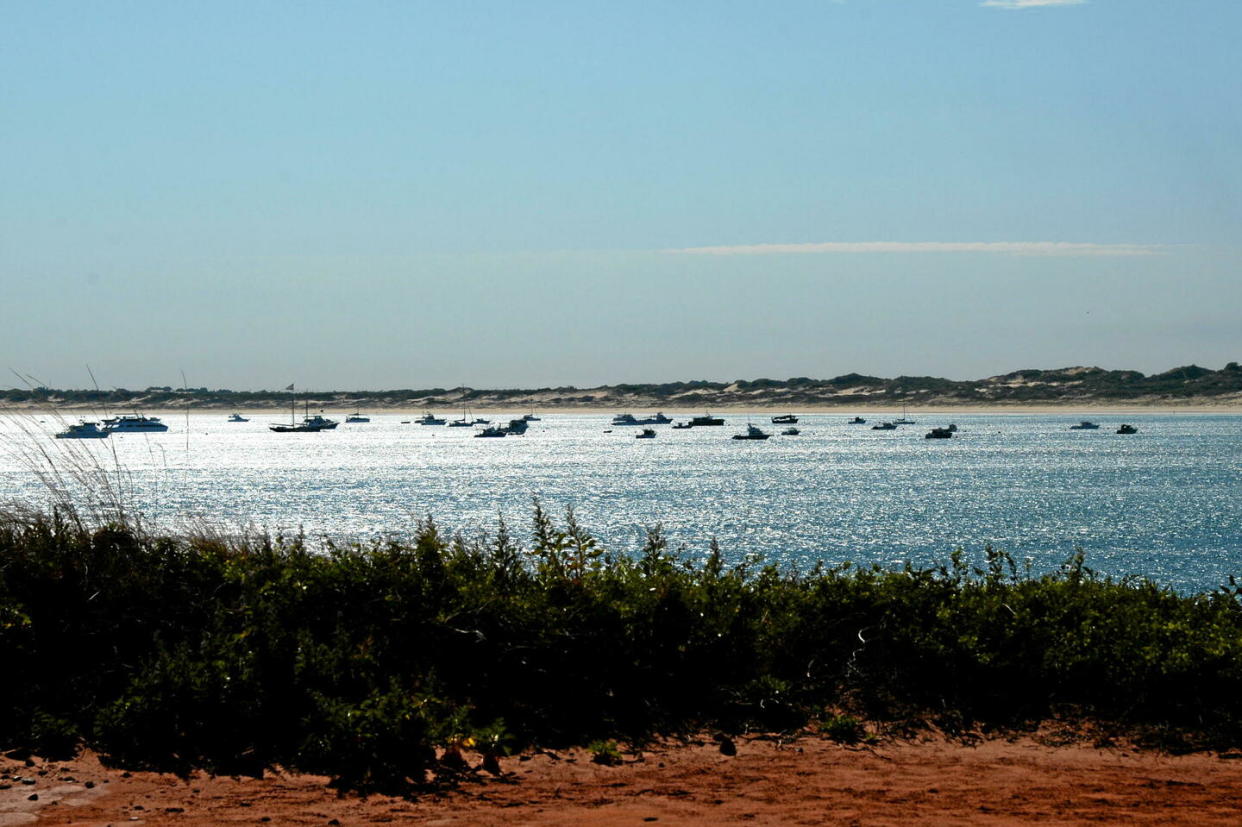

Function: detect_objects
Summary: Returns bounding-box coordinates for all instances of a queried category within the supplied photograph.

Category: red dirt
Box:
[6,734,1242,825]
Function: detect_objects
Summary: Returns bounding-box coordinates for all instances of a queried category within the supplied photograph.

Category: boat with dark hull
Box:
[732,424,771,440]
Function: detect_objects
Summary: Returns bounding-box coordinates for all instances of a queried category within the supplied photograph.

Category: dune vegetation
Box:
[3,498,1242,793]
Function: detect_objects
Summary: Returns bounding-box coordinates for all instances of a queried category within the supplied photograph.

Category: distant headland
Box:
[5,363,1241,412]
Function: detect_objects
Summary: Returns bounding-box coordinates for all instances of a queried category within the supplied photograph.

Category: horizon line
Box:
[665,241,1165,257]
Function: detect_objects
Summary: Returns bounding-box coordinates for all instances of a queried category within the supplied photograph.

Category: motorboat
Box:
[103,414,168,433]
[345,411,371,423]
[504,419,529,435]
[781,427,800,436]
[925,427,953,439]
[474,425,507,438]
[771,414,798,424]
[1069,421,1100,430]
[871,422,897,431]
[672,422,693,430]
[55,421,109,439]
[732,424,770,440]
[689,414,725,426]
[1116,424,1138,434]
[523,412,541,421]
[848,416,866,424]
[227,413,249,423]
[611,412,672,426]
[418,412,446,425]
[302,414,338,430]
[635,428,656,439]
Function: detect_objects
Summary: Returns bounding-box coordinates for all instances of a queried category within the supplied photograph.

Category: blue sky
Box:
[2,1,1238,390]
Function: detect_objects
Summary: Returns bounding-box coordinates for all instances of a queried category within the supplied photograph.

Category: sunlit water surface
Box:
[2,413,1240,593]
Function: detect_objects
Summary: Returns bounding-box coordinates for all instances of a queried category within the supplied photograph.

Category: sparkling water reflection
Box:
[2,413,1240,592]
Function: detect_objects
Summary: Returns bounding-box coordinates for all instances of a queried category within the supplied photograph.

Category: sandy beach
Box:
[7,732,1242,825]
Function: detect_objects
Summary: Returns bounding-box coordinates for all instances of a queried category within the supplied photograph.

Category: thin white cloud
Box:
[981,0,1086,8]
[666,241,1164,257]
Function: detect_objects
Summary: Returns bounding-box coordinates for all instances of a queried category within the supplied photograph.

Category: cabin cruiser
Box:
[345,412,370,423]
[418,412,446,425]
[103,414,168,433]
[302,414,338,430]
[689,414,725,426]
[1116,424,1138,434]
[771,414,798,424]
[1069,421,1100,430]
[925,427,953,439]
[227,413,249,422]
[848,416,866,424]
[474,425,507,437]
[55,421,109,439]
[504,419,529,435]
[611,412,673,426]
[635,428,656,439]
[732,424,771,440]
[871,422,897,431]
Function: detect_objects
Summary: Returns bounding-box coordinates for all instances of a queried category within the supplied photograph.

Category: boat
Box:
[523,412,541,421]
[474,425,507,438]
[871,422,897,431]
[672,422,693,430]
[504,419,529,435]
[418,412,446,425]
[611,412,672,426]
[848,416,866,424]
[345,411,371,423]
[448,409,474,427]
[103,414,169,433]
[227,413,249,423]
[55,421,109,439]
[689,414,725,426]
[1116,424,1138,434]
[772,414,798,424]
[732,424,770,440]
[892,405,915,425]
[636,428,656,439]
[947,424,958,432]
[925,427,953,439]
[1069,421,1100,430]
[270,399,337,433]
[781,427,800,436]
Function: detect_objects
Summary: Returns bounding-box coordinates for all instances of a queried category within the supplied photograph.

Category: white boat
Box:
[55,421,109,439]
[270,393,337,433]
[103,414,169,433]
[345,411,370,423]
[228,413,249,422]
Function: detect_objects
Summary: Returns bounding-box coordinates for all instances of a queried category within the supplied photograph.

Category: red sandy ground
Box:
[5,733,1242,825]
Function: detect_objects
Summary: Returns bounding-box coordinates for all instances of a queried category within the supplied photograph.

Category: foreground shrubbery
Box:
[2,504,1242,790]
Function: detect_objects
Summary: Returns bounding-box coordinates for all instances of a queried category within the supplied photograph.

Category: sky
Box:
[2,0,1239,391]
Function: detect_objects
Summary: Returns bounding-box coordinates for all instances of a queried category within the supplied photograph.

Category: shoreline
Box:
[8,401,1242,416]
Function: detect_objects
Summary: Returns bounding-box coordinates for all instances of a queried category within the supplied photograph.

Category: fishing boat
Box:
[345,411,370,423]
[1116,424,1138,434]
[270,396,337,433]
[925,427,953,439]
[228,413,249,423]
[732,424,771,440]
[771,414,798,424]
[689,413,725,426]
[504,419,529,435]
[848,416,866,424]
[418,412,446,425]
[1069,421,1100,430]
[672,422,693,430]
[871,422,897,431]
[55,421,109,439]
[635,428,656,439]
[103,414,169,433]
[474,425,507,438]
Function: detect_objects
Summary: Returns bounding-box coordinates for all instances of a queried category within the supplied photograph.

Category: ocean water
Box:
[2,412,1240,593]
